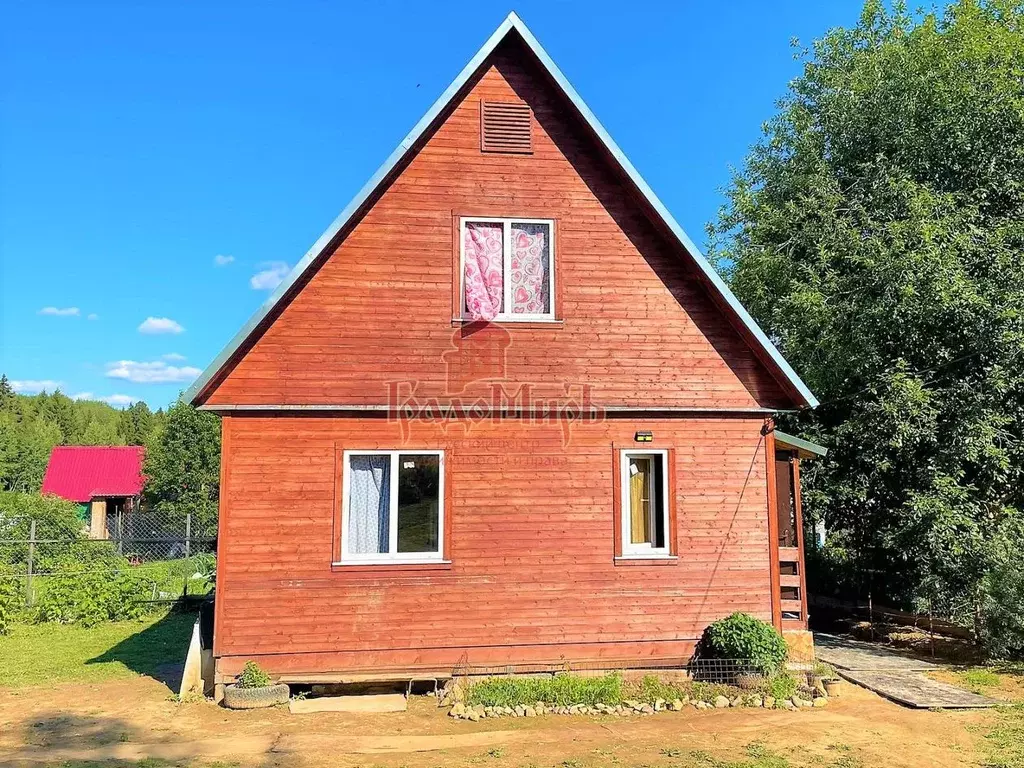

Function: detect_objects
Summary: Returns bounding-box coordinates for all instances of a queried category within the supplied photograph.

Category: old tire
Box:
[222,683,290,710]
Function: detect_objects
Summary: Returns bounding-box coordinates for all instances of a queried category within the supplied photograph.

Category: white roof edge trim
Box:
[185,11,818,409]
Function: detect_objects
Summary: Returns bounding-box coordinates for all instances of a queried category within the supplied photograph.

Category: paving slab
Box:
[289,693,407,714]
[814,633,940,671]
[814,633,998,708]
[838,670,998,709]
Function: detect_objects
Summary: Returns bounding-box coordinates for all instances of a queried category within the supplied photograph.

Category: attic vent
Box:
[480,101,533,154]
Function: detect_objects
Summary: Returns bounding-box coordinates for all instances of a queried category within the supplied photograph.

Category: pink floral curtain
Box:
[463,222,504,321]
[510,223,549,314]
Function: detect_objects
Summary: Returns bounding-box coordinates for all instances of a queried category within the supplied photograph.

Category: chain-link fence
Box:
[0,509,217,607]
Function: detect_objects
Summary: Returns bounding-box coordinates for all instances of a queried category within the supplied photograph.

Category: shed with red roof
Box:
[41,446,145,538]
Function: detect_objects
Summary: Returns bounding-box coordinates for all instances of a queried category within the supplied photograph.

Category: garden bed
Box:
[444,672,829,720]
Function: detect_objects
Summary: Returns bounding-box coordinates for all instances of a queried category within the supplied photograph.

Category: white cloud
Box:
[138,316,184,335]
[38,306,80,317]
[162,352,187,362]
[101,394,137,407]
[72,392,137,407]
[87,313,99,321]
[214,254,235,266]
[10,379,62,394]
[250,261,290,291]
[106,360,201,384]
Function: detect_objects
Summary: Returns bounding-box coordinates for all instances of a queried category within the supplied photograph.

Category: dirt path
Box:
[0,676,995,767]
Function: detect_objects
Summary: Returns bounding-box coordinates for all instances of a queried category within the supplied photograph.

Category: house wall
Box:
[214,414,773,675]
[201,37,789,411]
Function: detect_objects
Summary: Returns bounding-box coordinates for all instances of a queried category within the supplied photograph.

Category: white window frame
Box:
[619,449,671,558]
[459,216,556,322]
[338,449,445,565]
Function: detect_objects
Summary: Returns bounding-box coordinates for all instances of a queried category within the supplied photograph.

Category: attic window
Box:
[480,101,533,154]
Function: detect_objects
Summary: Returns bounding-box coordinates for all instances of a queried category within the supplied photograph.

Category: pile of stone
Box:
[447,693,827,720]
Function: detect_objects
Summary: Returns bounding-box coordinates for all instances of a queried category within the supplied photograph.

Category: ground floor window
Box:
[619,449,670,557]
[341,450,444,563]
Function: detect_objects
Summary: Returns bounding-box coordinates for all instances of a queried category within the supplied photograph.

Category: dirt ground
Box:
[0,675,1004,768]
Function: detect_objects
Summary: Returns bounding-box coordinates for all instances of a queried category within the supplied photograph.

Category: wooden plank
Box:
[764,422,781,630]
[792,457,809,628]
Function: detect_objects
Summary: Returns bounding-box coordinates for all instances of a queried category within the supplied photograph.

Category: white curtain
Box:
[348,455,390,554]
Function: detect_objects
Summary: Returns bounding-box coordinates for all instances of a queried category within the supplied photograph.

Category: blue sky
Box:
[0,1,861,409]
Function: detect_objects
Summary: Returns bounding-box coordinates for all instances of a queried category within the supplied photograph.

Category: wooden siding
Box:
[202,37,789,410]
[215,414,773,674]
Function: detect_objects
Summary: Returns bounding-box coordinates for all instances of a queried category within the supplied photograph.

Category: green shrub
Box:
[34,552,150,627]
[0,491,86,570]
[236,661,272,689]
[466,673,623,708]
[764,673,797,701]
[698,612,789,675]
[0,564,21,634]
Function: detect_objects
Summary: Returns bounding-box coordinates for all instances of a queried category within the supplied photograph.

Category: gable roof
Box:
[185,12,818,409]
[41,446,145,502]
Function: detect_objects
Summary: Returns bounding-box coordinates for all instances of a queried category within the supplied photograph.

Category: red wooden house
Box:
[186,14,826,689]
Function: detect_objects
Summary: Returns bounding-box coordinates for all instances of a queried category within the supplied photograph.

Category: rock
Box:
[695,700,709,710]
[472,704,486,716]
[514,705,525,717]
[714,696,730,709]
[450,702,466,718]
[762,696,775,708]
[783,700,796,710]
[749,697,763,708]
[670,699,684,711]
[730,696,743,707]
[524,706,536,717]
[467,710,480,722]
[654,698,666,711]
[484,706,494,717]
[815,682,828,698]
[813,697,828,708]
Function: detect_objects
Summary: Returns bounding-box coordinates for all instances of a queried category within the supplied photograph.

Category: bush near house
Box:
[0,564,20,634]
[34,550,151,627]
[236,660,272,689]
[698,612,789,675]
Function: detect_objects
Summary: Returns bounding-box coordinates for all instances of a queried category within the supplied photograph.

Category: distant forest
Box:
[0,375,163,492]
[0,375,221,528]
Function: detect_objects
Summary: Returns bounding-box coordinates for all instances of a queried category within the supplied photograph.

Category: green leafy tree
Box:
[36,391,81,445]
[143,400,220,530]
[0,413,61,492]
[117,401,154,445]
[709,0,1024,645]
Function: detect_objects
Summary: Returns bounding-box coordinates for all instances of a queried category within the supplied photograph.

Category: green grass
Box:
[984,703,1024,768]
[466,672,624,707]
[0,609,194,687]
[957,667,1002,691]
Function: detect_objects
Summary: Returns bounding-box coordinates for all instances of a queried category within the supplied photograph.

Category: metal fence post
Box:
[185,513,192,559]
[26,520,36,606]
